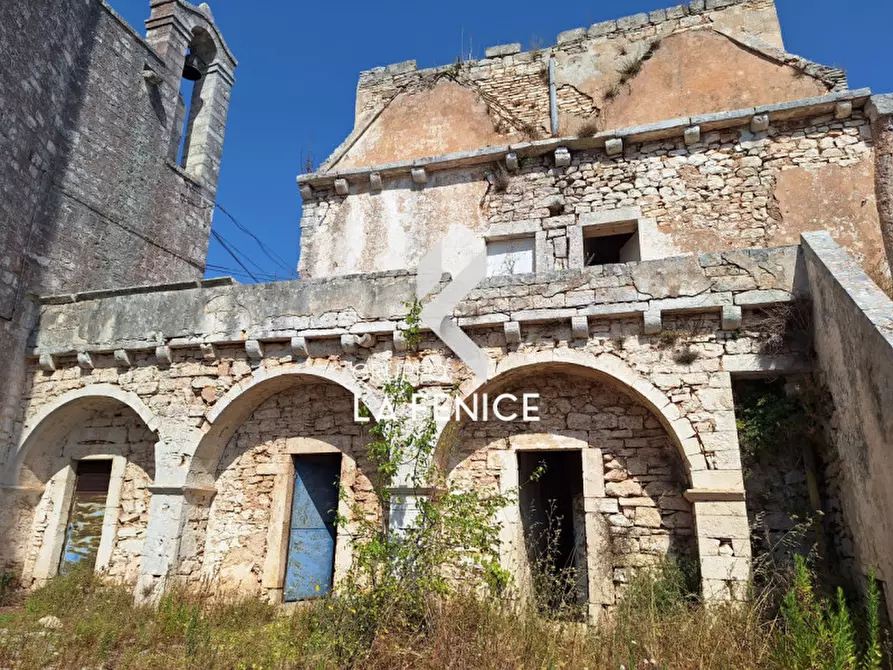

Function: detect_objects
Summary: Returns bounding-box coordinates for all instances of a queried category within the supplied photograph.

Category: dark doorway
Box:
[584,231,637,266]
[284,454,341,602]
[59,459,113,574]
[518,450,586,612]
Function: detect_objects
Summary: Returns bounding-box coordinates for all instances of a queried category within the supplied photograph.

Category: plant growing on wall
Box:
[309,377,516,663]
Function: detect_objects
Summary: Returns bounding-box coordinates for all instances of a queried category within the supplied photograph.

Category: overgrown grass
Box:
[1,558,887,669]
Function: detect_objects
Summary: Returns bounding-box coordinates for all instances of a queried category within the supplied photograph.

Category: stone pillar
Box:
[868,94,893,270]
[134,486,215,603]
[688,493,752,602]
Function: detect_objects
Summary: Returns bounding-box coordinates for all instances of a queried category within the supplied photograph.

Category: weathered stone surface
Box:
[632,256,712,299]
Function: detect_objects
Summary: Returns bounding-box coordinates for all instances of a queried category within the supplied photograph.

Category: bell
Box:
[182,52,204,81]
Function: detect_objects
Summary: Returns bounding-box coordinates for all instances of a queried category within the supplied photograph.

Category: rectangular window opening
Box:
[486,236,535,277]
[518,450,587,615]
[284,454,341,602]
[583,220,640,266]
[59,460,113,574]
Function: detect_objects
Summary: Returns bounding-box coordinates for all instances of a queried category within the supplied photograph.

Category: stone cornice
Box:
[28,246,800,361]
[297,89,871,197]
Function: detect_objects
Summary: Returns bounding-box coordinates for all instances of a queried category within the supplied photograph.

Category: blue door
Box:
[59,460,112,574]
[284,454,341,601]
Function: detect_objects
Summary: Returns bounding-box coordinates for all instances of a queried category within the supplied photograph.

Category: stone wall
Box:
[325,0,844,171]
[300,106,883,281]
[10,405,155,586]
[193,382,376,598]
[802,231,893,616]
[449,371,695,606]
[0,0,234,482]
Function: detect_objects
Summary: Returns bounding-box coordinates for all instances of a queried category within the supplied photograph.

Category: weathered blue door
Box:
[59,460,113,574]
[284,454,341,601]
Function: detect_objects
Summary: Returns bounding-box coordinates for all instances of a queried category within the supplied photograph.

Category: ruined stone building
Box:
[2,0,893,621]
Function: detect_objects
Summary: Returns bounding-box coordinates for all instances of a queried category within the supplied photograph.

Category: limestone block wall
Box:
[802,231,893,616]
[300,101,884,280]
[449,371,696,609]
[194,383,377,598]
[0,242,818,603]
[0,0,236,495]
[12,405,155,587]
[325,0,844,171]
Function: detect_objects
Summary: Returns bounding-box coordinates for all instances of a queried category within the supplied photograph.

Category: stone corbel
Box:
[77,352,94,370]
[114,349,132,368]
[38,354,56,372]
[605,138,623,156]
[245,339,264,360]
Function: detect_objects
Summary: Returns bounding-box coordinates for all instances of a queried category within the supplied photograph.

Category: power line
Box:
[215,203,297,278]
[210,230,260,282]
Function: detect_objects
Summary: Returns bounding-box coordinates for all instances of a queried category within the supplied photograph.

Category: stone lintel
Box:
[684,488,746,502]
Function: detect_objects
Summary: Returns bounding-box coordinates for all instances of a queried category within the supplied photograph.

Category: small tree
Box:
[307,376,515,663]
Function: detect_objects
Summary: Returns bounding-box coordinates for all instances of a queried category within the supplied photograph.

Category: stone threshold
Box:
[297,88,871,197]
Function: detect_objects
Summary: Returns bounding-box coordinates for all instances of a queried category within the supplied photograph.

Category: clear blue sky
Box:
[107,0,893,283]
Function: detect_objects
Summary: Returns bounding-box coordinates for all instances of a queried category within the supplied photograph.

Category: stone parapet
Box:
[29,247,798,360]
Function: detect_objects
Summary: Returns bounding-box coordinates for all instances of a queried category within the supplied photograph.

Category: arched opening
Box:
[439,361,697,618]
[183,373,381,602]
[176,27,217,173]
[3,392,158,588]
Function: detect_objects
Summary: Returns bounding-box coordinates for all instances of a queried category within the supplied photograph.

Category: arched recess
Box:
[435,350,747,613]
[1,385,160,588]
[180,366,383,601]
[188,365,384,488]
[441,351,702,480]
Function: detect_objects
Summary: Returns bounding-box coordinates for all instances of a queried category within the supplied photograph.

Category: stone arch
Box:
[437,349,749,608]
[5,384,160,487]
[1,385,160,587]
[181,365,381,600]
[445,350,702,481]
[187,365,383,489]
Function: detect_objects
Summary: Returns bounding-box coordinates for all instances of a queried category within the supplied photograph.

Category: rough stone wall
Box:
[302,114,880,279]
[15,406,155,586]
[480,114,880,267]
[7,243,811,599]
[195,383,376,596]
[449,371,695,599]
[802,232,893,616]
[0,0,231,473]
[327,0,844,171]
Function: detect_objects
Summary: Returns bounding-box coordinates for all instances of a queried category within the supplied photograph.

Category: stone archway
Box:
[0,385,160,588]
[144,366,384,603]
[438,350,750,606]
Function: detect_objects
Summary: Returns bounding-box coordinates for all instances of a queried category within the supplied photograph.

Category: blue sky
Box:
[107,0,893,283]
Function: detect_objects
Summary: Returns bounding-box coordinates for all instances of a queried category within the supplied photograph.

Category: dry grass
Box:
[576,118,601,137]
[2,560,887,670]
[0,566,785,670]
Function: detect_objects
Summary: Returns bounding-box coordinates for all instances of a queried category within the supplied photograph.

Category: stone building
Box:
[2,0,893,621]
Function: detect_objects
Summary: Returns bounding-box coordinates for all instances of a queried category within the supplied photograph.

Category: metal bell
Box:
[182,52,204,81]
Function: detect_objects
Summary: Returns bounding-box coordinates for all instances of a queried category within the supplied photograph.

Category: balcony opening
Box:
[583,220,640,266]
